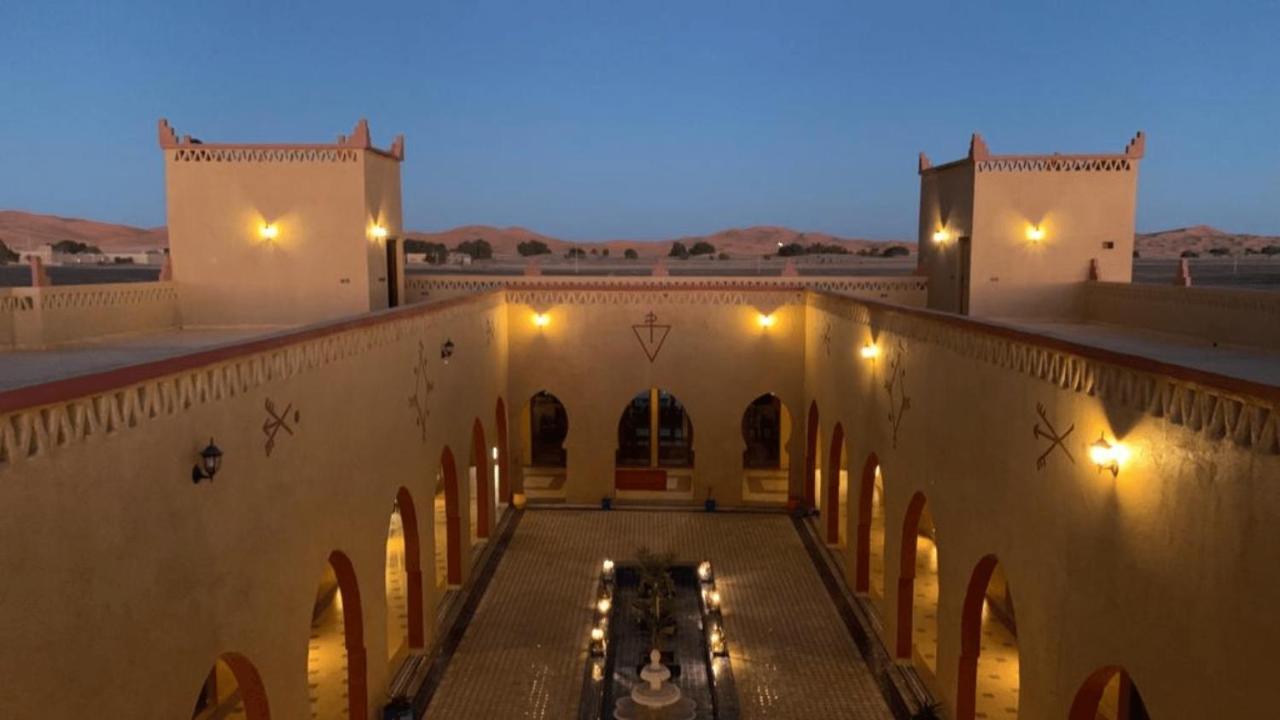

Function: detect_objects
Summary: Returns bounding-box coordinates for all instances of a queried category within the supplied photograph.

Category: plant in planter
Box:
[631,546,679,672]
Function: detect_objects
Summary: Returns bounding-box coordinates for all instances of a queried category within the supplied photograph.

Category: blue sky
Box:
[1,1,1277,240]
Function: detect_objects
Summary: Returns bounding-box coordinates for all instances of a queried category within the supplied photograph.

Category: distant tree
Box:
[1180,250,1200,258]
[689,240,716,256]
[776,242,805,257]
[806,242,850,255]
[669,242,690,259]
[718,252,730,260]
[455,238,493,260]
[565,247,586,259]
[601,248,610,257]
[405,239,447,263]
[1207,247,1231,256]
[52,239,101,254]
[517,239,552,256]
[880,245,910,257]
[1261,245,1280,256]
[589,247,599,255]
[624,248,639,260]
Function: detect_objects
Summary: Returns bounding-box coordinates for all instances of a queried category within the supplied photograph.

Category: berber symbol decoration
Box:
[632,311,671,363]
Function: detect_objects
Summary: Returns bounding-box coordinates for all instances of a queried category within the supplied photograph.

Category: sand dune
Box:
[2,210,1275,260]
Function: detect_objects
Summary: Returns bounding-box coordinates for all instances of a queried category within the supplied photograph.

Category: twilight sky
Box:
[1,1,1277,240]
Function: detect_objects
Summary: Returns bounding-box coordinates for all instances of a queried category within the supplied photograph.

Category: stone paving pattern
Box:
[424,509,892,720]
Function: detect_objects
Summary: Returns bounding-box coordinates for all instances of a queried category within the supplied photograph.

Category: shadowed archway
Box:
[439,447,462,586]
[804,401,820,507]
[826,421,847,545]
[855,453,885,597]
[896,491,939,680]
[470,418,490,540]
[956,555,1020,720]
[1070,666,1151,720]
[190,652,270,720]
[495,397,510,502]
[306,550,367,720]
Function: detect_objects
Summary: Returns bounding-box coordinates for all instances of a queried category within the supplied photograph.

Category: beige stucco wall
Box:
[0,292,506,719]
[504,287,807,505]
[362,153,405,312]
[804,292,1280,719]
[1081,281,1280,349]
[917,163,975,314]
[967,165,1138,319]
[0,282,179,349]
[164,149,402,327]
[1,285,1277,719]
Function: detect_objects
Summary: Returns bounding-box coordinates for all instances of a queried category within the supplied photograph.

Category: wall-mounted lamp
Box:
[860,343,880,359]
[491,446,499,461]
[757,313,776,328]
[590,626,606,656]
[931,229,949,244]
[440,338,455,363]
[371,224,389,241]
[697,560,714,584]
[191,438,223,484]
[597,597,612,615]
[1088,434,1128,477]
[1026,224,1046,243]
[533,312,550,328]
[258,223,279,241]
[602,558,615,582]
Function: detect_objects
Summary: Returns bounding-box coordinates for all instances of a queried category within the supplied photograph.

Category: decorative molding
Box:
[159,117,403,162]
[813,292,1280,455]
[0,291,502,471]
[976,156,1134,173]
[884,339,910,449]
[407,340,435,443]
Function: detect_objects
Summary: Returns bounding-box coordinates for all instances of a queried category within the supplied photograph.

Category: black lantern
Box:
[191,438,223,484]
[440,338,455,363]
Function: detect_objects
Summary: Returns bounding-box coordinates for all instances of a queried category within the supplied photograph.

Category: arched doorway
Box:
[826,422,847,546]
[741,393,791,504]
[469,418,490,542]
[520,391,569,499]
[191,652,270,720]
[495,397,510,503]
[896,492,939,680]
[804,401,820,508]
[1070,666,1151,720]
[306,551,367,720]
[437,447,462,588]
[386,487,424,664]
[854,455,886,602]
[615,388,694,495]
[956,555,1020,720]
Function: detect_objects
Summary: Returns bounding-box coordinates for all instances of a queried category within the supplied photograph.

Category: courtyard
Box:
[423,508,893,719]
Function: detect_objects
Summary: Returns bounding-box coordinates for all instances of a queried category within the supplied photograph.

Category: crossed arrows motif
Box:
[1033,402,1074,470]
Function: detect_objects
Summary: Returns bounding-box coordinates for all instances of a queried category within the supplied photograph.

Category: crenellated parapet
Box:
[919,131,1144,175]
[157,117,405,162]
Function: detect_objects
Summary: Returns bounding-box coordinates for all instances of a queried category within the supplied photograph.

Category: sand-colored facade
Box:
[160,119,406,327]
[919,133,1143,318]
[2,123,1279,720]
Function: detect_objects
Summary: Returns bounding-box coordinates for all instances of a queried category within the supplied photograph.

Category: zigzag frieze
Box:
[38,286,177,311]
[0,295,35,312]
[504,288,804,306]
[821,293,1279,454]
[977,157,1134,173]
[171,147,359,163]
[0,293,502,472]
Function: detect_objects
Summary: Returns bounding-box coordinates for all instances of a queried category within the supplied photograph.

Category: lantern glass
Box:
[200,439,222,477]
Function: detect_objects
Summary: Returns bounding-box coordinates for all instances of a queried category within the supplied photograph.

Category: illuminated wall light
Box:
[757,313,776,328]
[860,343,880,359]
[931,228,949,244]
[371,224,389,241]
[597,597,612,615]
[697,560,713,582]
[491,446,499,461]
[1026,224,1046,242]
[601,558,615,579]
[1088,434,1129,477]
[258,223,279,241]
[533,313,550,328]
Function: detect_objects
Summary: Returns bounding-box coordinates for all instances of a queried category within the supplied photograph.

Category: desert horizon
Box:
[2,209,1278,260]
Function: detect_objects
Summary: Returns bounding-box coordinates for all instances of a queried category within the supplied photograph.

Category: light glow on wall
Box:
[860,343,880,359]
[1088,434,1129,477]
[370,224,389,241]
[1025,224,1046,243]
[931,228,949,244]
[258,223,279,241]
[757,313,776,328]
[533,312,550,328]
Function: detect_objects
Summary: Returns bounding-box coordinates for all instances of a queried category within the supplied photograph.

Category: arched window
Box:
[741,393,791,504]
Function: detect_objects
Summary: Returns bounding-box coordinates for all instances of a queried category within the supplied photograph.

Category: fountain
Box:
[613,649,697,720]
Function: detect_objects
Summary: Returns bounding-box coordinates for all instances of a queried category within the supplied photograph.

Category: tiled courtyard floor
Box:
[424,508,892,720]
